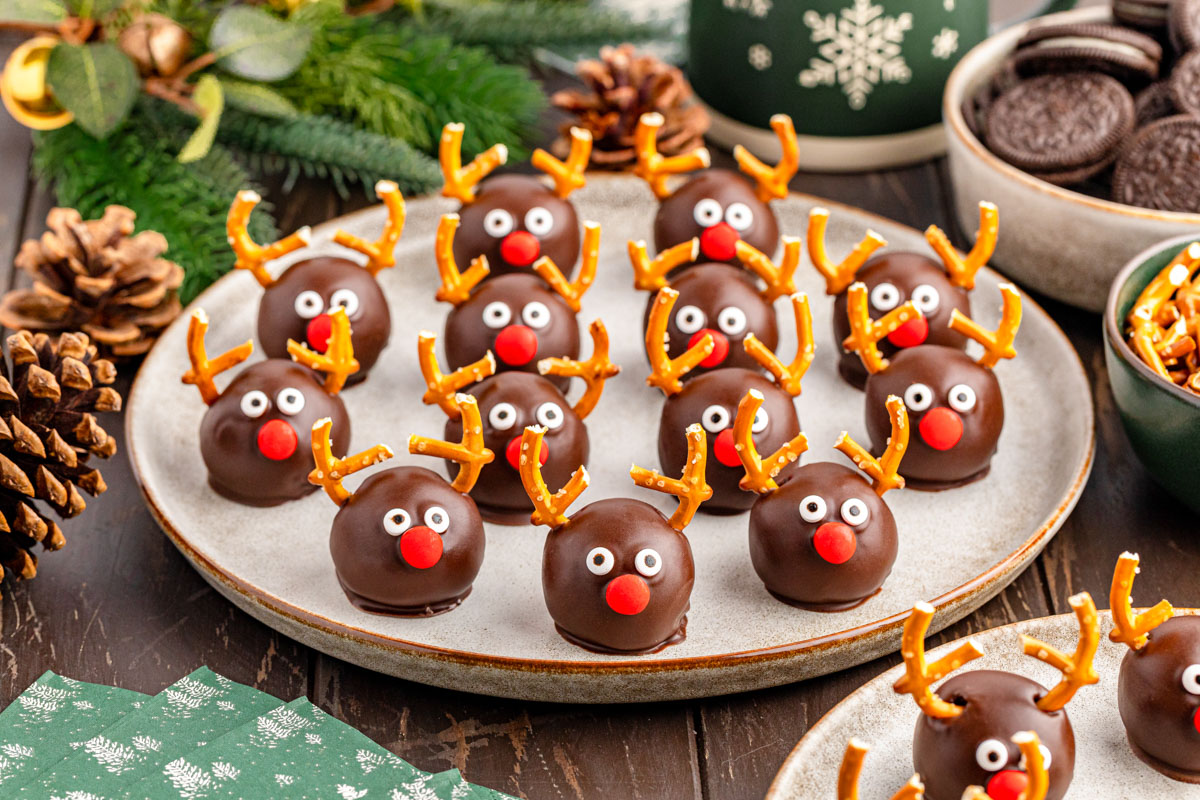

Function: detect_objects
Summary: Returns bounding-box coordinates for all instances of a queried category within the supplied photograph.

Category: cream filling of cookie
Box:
[1113,1,1168,21]
[1030,36,1155,60]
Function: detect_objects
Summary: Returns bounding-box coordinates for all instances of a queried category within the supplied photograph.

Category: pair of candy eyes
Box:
[975,740,1054,772]
[905,383,977,413]
[484,207,554,238]
[693,199,754,232]
[383,506,450,536]
[799,495,870,527]
[701,405,767,435]
[294,289,359,319]
[871,282,941,315]
[482,301,552,330]
[241,387,305,418]
[676,305,748,337]
[489,401,564,431]
[586,546,662,577]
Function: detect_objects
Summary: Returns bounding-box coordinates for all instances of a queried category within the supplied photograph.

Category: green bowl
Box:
[1104,234,1200,514]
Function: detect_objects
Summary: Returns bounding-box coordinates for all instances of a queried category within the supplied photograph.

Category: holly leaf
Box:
[209,6,312,82]
[45,42,138,138]
[0,0,67,23]
[217,78,298,119]
[178,74,224,164]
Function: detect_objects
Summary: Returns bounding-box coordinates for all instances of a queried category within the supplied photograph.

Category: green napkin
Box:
[19,666,281,797]
[0,671,147,791]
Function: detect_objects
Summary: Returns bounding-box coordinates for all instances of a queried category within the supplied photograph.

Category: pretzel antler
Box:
[925,202,999,291]
[628,238,700,292]
[434,213,491,306]
[227,190,312,288]
[533,221,599,312]
[745,292,814,397]
[417,331,496,419]
[332,180,405,277]
[308,417,394,507]
[1021,592,1100,712]
[286,307,359,395]
[734,114,800,203]
[843,282,923,375]
[439,122,507,204]
[409,393,494,494]
[630,423,712,531]
[181,309,253,406]
[538,319,620,420]
[962,732,1049,800]
[633,112,712,200]
[645,287,714,396]
[1109,551,1174,651]
[949,283,1022,369]
[835,395,908,497]
[735,236,801,303]
[837,740,924,800]
[732,389,809,494]
[531,127,592,199]
[1127,243,1200,378]
[808,207,887,295]
[893,601,985,719]
[519,425,589,528]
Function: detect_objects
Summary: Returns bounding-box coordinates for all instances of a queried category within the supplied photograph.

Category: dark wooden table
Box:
[4,4,1196,797]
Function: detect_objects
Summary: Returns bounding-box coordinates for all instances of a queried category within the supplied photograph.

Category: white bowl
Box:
[943,6,1200,313]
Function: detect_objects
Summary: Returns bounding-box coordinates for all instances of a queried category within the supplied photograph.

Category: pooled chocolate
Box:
[653,170,779,265]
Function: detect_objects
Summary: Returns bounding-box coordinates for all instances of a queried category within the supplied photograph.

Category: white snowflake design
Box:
[944,0,955,9]
[932,27,959,60]
[723,0,771,17]
[337,786,368,799]
[748,44,772,71]
[84,736,141,775]
[798,0,913,110]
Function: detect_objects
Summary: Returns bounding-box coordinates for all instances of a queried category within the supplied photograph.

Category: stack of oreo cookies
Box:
[966,0,1200,213]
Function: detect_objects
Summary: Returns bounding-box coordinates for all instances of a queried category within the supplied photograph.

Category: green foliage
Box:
[45,42,140,138]
[218,78,299,119]
[178,74,223,163]
[0,0,68,24]
[209,4,313,82]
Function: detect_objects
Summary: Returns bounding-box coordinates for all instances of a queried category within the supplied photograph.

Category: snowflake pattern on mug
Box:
[748,43,773,70]
[932,27,959,59]
[798,0,913,110]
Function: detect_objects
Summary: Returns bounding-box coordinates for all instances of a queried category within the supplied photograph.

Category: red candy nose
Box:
[506,435,549,470]
[887,316,929,348]
[688,328,729,368]
[713,428,741,468]
[500,230,541,267]
[399,526,443,569]
[919,407,964,451]
[256,419,298,461]
[1193,707,1200,734]
[699,222,739,261]
[306,313,333,352]
[813,521,857,564]
[494,324,539,366]
[985,770,1028,800]
[605,574,651,616]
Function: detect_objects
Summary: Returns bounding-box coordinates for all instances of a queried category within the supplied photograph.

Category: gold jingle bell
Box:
[0,36,73,131]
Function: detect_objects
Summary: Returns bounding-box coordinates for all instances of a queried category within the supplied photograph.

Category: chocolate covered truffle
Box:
[518,423,711,654]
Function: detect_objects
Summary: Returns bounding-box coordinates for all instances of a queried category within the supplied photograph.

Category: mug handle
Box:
[991,0,1078,32]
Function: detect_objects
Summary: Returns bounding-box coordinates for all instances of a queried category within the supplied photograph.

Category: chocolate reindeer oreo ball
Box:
[440,122,592,279]
[1109,552,1200,783]
[518,423,711,654]
[633,112,798,265]
[227,182,405,385]
[309,395,494,617]
[182,308,358,507]
[894,598,1099,800]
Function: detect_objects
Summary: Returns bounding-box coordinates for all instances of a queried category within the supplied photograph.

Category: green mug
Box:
[688,0,1078,169]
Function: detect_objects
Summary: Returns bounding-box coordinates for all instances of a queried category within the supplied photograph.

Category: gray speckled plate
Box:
[768,610,1200,799]
[126,176,1093,703]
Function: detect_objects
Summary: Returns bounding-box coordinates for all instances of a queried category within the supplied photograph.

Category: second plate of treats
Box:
[127,175,1093,703]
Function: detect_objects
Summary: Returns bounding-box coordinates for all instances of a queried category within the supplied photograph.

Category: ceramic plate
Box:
[767,609,1200,799]
[126,176,1093,703]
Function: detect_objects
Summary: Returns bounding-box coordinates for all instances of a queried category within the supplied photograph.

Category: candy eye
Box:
[717,307,747,336]
[911,283,940,314]
[275,387,306,416]
[675,305,706,335]
[522,301,551,329]
[240,390,269,418]
[328,288,360,317]
[725,202,754,231]
[635,548,663,577]
[1020,745,1054,771]
[424,506,450,533]
[484,209,514,238]
[840,498,870,526]
[948,384,977,413]
[488,402,518,431]
[700,404,731,433]
[383,508,411,536]
[870,282,900,312]
[524,207,554,236]
[693,198,723,227]
[904,383,934,412]
[975,739,1008,772]
[799,495,827,523]
[482,301,512,329]
[536,401,565,430]
[1183,664,1200,695]
[586,546,614,575]
[751,406,769,434]
[294,290,323,319]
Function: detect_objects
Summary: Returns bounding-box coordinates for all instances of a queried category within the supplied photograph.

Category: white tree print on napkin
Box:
[337,785,368,799]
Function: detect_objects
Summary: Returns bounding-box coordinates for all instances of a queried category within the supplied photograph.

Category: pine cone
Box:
[551,44,710,169]
[0,330,120,591]
[0,206,184,359]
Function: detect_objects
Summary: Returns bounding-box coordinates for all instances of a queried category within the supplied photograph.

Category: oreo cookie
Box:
[1135,80,1178,124]
[1170,0,1200,53]
[1114,0,1171,34]
[1113,115,1200,211]
[1013,22,1162,83]
[1170,48,1200,113]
